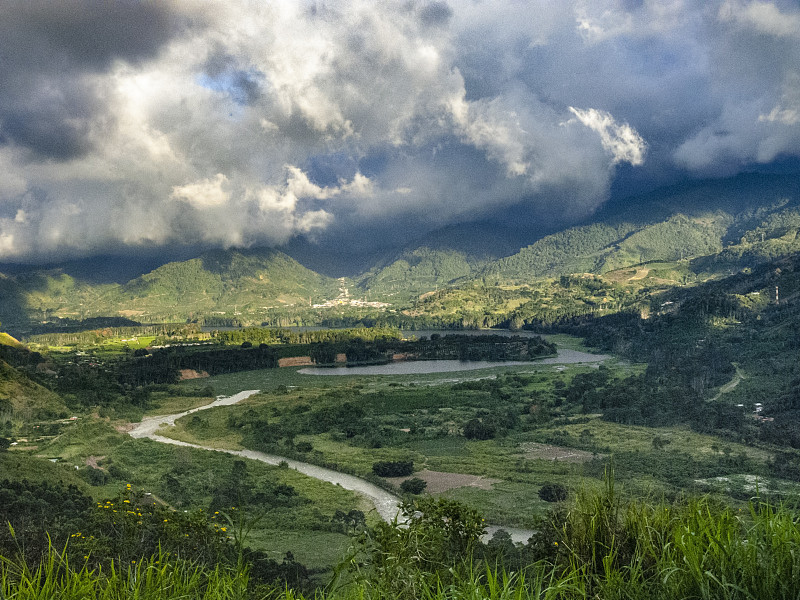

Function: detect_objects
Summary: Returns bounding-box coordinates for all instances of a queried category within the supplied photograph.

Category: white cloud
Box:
[759,106,800,125]
[448,93,529,176]
[719,0,800,37]
[567,107,647,166]
[171,174,230,208]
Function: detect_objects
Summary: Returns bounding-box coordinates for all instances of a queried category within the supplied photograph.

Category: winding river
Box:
[130,390,399,522]
[129,390,536,543]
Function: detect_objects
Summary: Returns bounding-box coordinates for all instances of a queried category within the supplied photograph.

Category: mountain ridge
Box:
[0,173,799,332]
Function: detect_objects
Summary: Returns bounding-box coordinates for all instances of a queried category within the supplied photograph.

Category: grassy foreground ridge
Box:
[2,473,799,599]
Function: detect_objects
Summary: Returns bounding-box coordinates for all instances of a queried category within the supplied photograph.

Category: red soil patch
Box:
[278,356,313,367]
[179,369,209,380]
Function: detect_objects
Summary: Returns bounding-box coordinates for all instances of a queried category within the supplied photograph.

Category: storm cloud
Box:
[0,0,798,264]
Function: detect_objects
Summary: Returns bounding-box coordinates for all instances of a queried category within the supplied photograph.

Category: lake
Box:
[298,348,607,376]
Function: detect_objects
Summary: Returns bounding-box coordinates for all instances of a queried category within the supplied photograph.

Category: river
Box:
[129,390,536,543]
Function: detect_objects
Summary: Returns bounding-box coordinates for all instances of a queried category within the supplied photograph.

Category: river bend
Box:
[129,390,534,543]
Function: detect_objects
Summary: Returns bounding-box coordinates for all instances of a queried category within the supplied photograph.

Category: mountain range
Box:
[1,172,798,334]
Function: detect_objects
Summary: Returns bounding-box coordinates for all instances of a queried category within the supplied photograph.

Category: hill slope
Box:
[481,173,800,281]
[0,174,799,329]
[0,249,341,331]
[356,247,489,301]
[112,248,340,321]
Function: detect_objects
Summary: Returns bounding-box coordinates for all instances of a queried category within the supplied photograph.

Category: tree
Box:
[538,482,568,502]
[373,460,414,477]
[652,435,671,450]
[364,497,486,597]
[309,342,338,364]
[463,418,496,440]
[400,477,427,495]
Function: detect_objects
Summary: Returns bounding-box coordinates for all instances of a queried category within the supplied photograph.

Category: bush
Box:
[107,464,130,480]
[295,441,313,453]
[373,460,414,477]
[80,466,110,486]
[463,418,496,440]
[539,482,568,502]
[400,477,427,495]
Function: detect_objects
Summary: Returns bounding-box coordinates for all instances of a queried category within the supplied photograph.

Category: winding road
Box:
[129,389,534,543]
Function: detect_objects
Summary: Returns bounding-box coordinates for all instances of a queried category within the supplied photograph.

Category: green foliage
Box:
[0,479,312,593]
[537,482,568,502]
[350,497,486,598]
[372,460,414,477]
[399,477,427,495]
[0,478,93,563]
[6,479,800,599]
[462,418,496,440]
[0,546,253,600]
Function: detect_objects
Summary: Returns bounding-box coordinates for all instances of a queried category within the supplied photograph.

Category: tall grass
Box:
[553,471,800,599]
[4,481,800,599]
[0,544,251,600]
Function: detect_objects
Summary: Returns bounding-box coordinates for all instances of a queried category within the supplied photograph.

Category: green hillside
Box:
[357,247,488,301]
[0,329,66,420]
[480,223,636,280]
[481,174,800,282]
[0,249,341,331]
[112,248,340,321]
[0,359,66,420]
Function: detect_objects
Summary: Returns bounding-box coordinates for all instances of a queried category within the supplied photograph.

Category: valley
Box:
[2,172,800,597]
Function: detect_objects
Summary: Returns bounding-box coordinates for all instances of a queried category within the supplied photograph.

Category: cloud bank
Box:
[0,0,798,264]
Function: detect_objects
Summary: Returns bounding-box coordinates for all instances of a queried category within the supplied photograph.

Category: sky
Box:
[0,0,799,271]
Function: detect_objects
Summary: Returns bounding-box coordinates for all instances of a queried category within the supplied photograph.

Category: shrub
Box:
[538,482,568,502]
[400,477,427,495]
[80,466,110,486]
[463,418,496,440]
[373,460,414,477]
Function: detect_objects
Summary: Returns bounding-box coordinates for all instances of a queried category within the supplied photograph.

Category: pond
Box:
[298,348,608,376]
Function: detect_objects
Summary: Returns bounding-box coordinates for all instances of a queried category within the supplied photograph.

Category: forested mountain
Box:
[481,173,800,281]
[0,249,340,333]
[113,249,340,320]
[355,247,488,301]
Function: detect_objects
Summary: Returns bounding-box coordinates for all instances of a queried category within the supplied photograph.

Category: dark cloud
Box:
[1,111,93,161]
[0,1,179,69]
[0,1,182,161]
[418,1,453,27]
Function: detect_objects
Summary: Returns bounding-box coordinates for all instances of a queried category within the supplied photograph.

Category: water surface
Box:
[299,349,607,376]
